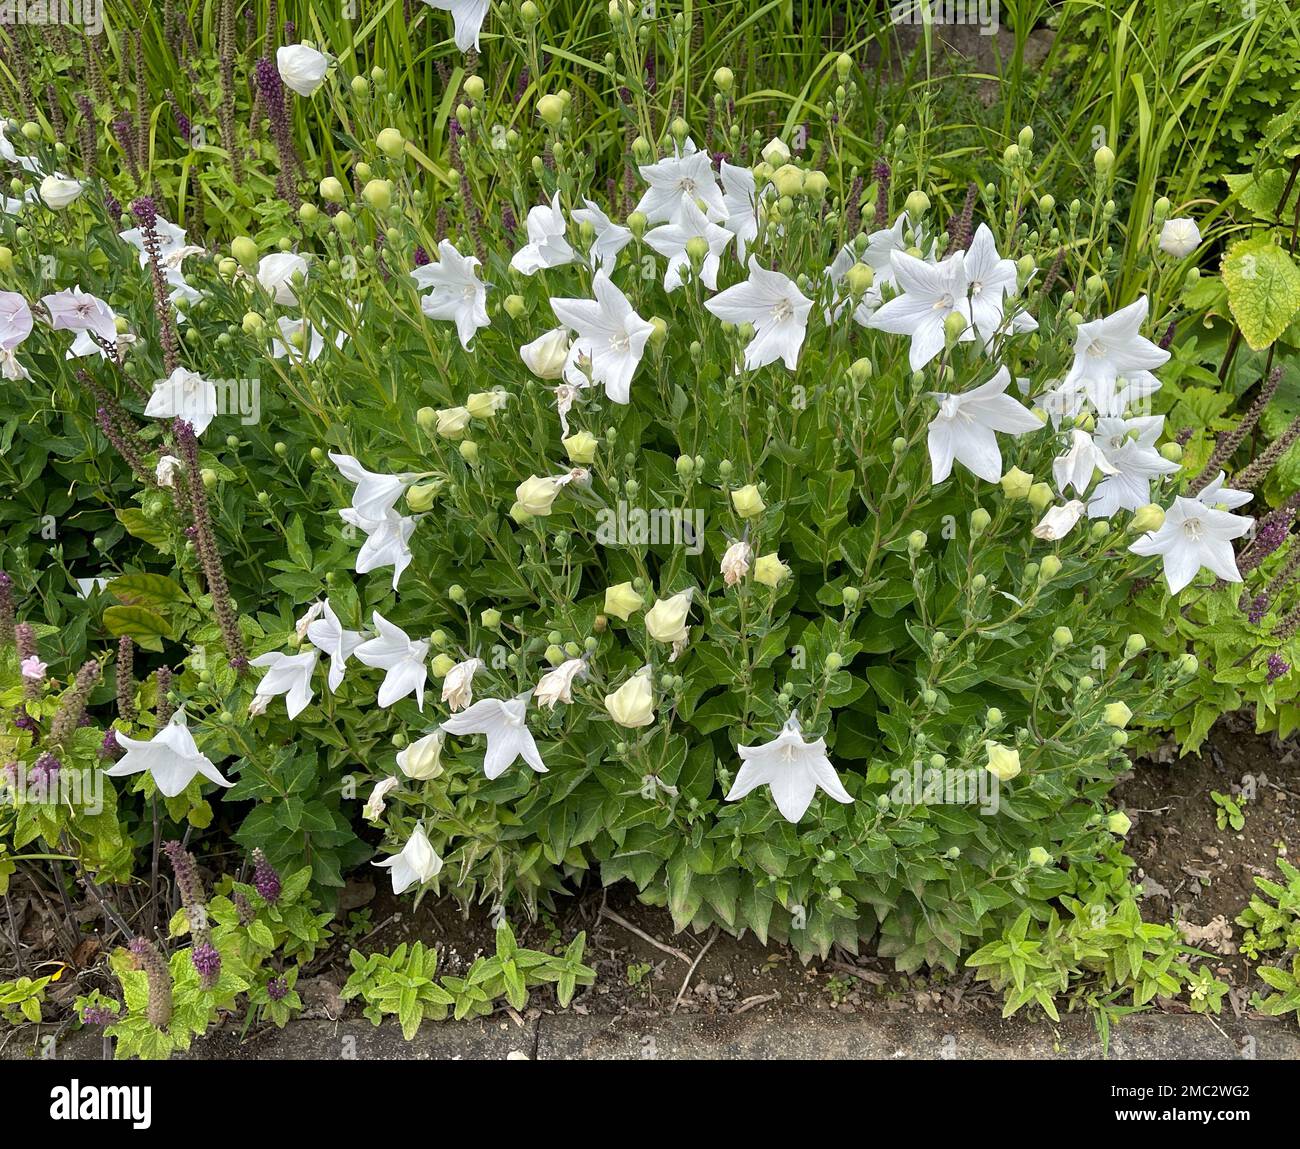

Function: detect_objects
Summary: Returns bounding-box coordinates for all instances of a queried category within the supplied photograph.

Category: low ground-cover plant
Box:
[1,3,1296,1050]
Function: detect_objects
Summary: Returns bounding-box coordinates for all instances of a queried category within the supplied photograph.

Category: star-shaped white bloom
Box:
[571,198,633,271]
[1129,495,1252,594]
[719,160,758,262]
[509,191,576,275]
[106,715,233,798]
[0,291,32,378]
[1086,415,1179,518]
[1063,297,1170,409]
[422,0,488,52]
[249,649,319,720]
[119,215,202,288]
[726,714,853,823]
[340,507,418,590]
[964,224,1023,345]
[1195,471,1252,511]
[868,249,974,371]
[705,257,812,371]
[306,600,365,692]
[550,269,655,404]
[354,612,430,710]
[144,367,219,435]
[635,138,727,224]
[863,210,935,286]
[42,286,119,344]
[645,196,732,291]
[440,692,548,780]
[410,239,491,348]
[927,366,1043,484]
[374,822,444,894]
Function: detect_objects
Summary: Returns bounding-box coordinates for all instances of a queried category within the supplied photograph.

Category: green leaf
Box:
[102,605,172,652]
[1222,236,1300,351]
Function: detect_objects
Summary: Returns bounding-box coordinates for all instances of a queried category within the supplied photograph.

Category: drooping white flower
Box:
[106,715,233,798]
[550,269,655,404]
[1086,415,1180,518]
[363,776,399,821]
[868,249,973,371]
[440,693,548,780]
[572,198,633,271]
[1194,471,1252,511]
[1053,427,1117,496]
[0,120,42,174]
[1159,218,1201,258]
[41,286,118,344]
[963,224,1024,345]
[1032,500,1087,541]
[509,191,576,275]
[421,0,489,53]
[519,326,571,380]
[294,601,327,641]
[725,714,853,824]
[719,160,758,262]
[1063,297,1169,410]
[720,538,752,586]
[374,822,443,894]
[704,257,812,371]
[306,600,366,692]
[270,315,343,362]
[441,656,484,712]
[340,507,418,590]
[39,174,83,209]
[249,649,319,720]
[143,367,219,435]
[927,366,1043,484]
[256,251,309,305]
[276,44,330,97]
[645,196,732,292]
[635,139,727,224]
[354,612,430,710]
[0,291,32,380]
[412,239,491,348]
[1129,496,1252,594]
[329,452,418,519]
[534,658,587,710]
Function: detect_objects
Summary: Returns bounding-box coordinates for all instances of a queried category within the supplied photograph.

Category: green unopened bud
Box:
[713,66,734,93]
[943,309,968,345]
[907,529,927,555]
[1039,554,1062,580]
[1001,466,1033,499]
[463,75,485,102]
[416,406,437,433]
[850,357,873,384]
[1052,626,1073,648]
[825,652,843,672]
[1028,482,1053,512]
[459,440,480,465]
[362,179,392,213]
[241,312,264,335]
[376,128,405,158]
[842,586,860,608]
[904,190,930,217]
[1093,145,1115,176]
[448,584,466,604]
[986,707,1003,725]
[970,507,992,536]
[1129,504,1165,534]
[503,294,526,320]
[1106,811,1131,835]
[480,608,502,630]
[1028,846,1051,866]
[1159,441,1182,463]
[538,94,564,125]
[1176,653,1198,677]
[319,176,346,204]
[845,263,874,296]
[1038,194,1055,213]
[1123,633,1146,659]
[231,236,258,270]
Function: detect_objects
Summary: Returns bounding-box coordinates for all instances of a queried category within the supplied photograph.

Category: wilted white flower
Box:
[534,658,587,710]
[720,539,752,586]
[442,656,484,712]
[363,776,399,821]
[1032,500,1087,540]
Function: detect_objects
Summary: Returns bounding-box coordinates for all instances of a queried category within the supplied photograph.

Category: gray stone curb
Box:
[11,1009,1299,1060]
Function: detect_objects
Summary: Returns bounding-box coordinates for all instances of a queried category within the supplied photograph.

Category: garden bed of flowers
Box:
[1,1,1299,1059]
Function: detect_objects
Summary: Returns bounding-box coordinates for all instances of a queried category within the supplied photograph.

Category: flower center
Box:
[1085,340,1108,358]
[932,293,954,311]
[1182,517,1204,542]
[609,330,631,353]
[772,298,793,322]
